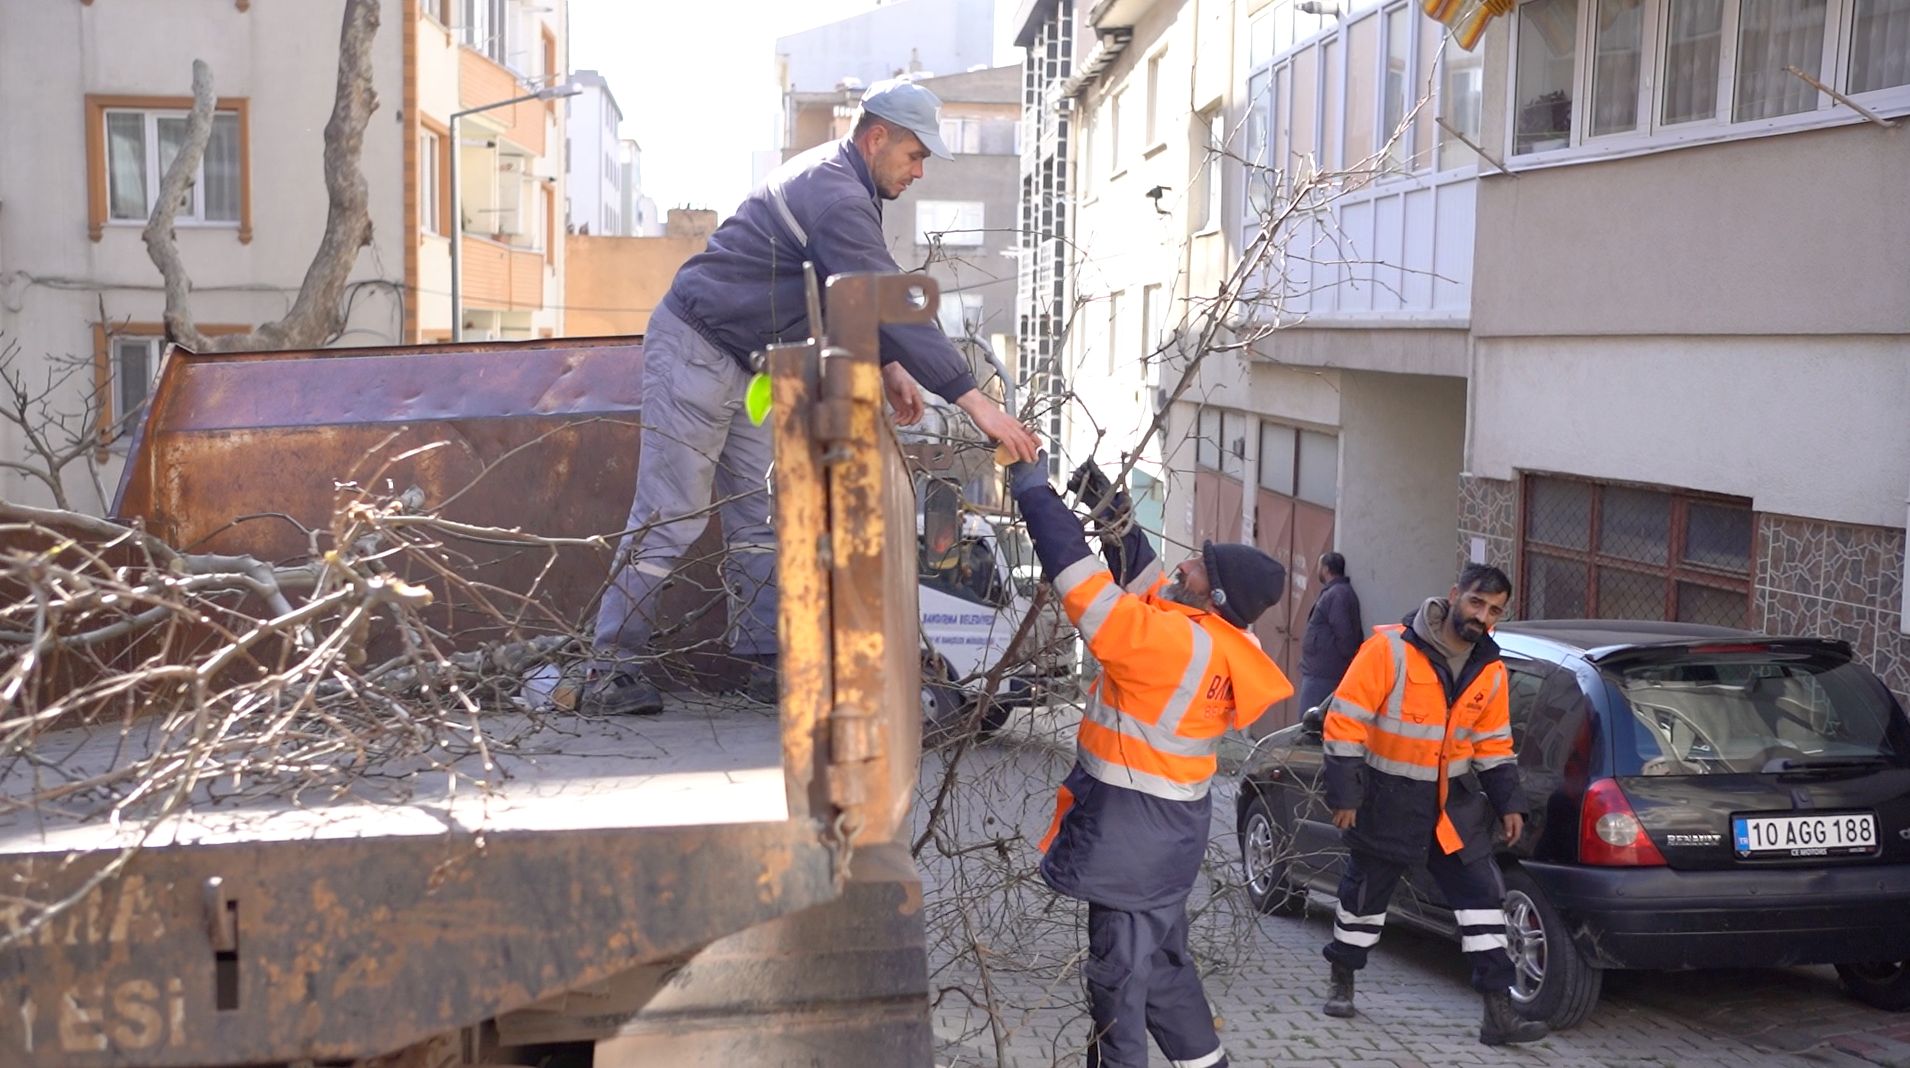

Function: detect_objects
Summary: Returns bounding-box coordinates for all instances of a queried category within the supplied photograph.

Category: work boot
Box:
[1479,989,1548,1046]
[578,668,664,717]
[1322,963,1357,1019]
[740,654,780,705]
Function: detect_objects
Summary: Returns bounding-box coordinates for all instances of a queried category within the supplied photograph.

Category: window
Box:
[421,129,445,235]
[915,200,984,246]
[936,291,985,337]
[461,0,507,64]
[1257,423,1338,507]
[1514,0,1578,153]
[1106,290,1124,374]
[1521,475,1753,625]
[103,108,242,225]
[937,117,1019,155]
[1849,0,1910,94]
[1511,0,1910,155]
[1590,0,1646,135]
[1145,50,1165,146]
[1197,408,1222,471]
[1140,283,1165,366]
[111,336,163,431]
[1246,67,1276,214]
[1195,408,1248,479]
[1439,41,1487,166]
[1382,6,1412,166]
[1191,106,1221,232]
[422,0,448,24]
[1081,111,1096,195]
[1109,89,1126,171]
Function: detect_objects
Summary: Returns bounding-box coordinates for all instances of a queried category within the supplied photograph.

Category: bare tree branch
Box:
[142,0,381,353]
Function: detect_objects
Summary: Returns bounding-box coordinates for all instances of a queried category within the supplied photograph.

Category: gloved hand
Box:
[1005,450,1049,498]
[1067,459,1131,531]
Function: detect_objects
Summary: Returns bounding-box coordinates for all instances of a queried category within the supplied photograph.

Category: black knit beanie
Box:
[1201,540,1287,629]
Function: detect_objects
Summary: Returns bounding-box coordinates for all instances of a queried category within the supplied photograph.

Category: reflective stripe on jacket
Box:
[1322,624,1518,858]
[1053,555,1294,803]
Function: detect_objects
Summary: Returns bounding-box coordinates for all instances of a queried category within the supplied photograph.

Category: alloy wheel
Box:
[1244,812,1280,897]
[1504,888,1548,1004]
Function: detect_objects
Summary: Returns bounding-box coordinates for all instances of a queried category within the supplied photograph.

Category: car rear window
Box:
[1603,647,1909,776]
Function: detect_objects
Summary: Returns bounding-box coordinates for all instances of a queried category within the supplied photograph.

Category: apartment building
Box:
[1016,0,1490,723]
[1460,0,1910,699]
[0,0,568,512]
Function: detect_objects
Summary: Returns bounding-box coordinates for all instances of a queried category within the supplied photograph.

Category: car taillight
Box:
[1579,778,1667,867]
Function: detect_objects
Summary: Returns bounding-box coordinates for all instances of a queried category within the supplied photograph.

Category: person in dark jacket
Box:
[1319,563,1547,1046]
[1297,551,1362,715]
[1013,457,1293,1068]
[583,78,1039,716]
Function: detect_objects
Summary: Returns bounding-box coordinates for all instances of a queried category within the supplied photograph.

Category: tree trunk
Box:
[142,0,382,353]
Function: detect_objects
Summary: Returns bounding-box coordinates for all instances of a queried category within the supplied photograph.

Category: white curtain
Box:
[204,114,241,222]
[105,112,147,219]
[1849,0,1910,94]
[1591,0,1646,135]
[1733,0,1827,121]
[1662,0,1724,124]
[156,116,193,215]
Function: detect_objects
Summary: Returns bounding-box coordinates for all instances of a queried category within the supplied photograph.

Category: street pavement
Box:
[917,710,1910,1068]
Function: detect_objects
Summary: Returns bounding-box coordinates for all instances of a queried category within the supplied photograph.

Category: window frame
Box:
[1519,473,1755,625]
[914,199,986,247]
[86,96,252,243]
[1505,0,1910,167]
[420,119,451,236]
[1237,2,1464,246]
[91,322,250,442]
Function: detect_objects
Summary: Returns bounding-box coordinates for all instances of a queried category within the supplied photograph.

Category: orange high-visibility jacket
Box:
[1322,623,1520,858]
[1052,555,1294,803]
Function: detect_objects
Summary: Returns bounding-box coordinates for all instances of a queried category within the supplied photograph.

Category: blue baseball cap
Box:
[858,78,953,160]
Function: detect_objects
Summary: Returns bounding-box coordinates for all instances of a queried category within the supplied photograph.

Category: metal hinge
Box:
[826,704,883,810]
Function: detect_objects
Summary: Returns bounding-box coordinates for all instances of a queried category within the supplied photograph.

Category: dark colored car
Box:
[1235,620,1910,1028]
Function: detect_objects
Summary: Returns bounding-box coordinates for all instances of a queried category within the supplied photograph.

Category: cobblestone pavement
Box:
[919,720,1910,1068]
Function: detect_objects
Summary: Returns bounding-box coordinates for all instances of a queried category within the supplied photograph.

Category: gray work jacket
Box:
[660,138,978,403]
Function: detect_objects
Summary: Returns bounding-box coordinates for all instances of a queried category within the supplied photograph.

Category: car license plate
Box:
[1732,812,1878,858]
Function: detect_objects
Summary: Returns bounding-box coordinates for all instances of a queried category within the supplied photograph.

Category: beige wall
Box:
[563,233,706,338]
[1470,335,1910,530]
[0,0,410,512]
[1337,372,1467,626]
[1471,123,1910,338]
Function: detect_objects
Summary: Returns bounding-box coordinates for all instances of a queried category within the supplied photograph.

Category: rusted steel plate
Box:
[109,336,731,681]
[819,275,925,846]
[0,822,835,1066]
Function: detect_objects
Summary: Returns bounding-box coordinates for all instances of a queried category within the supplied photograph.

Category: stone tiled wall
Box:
[1457,473,1517,594]
[1757,515,1910,705]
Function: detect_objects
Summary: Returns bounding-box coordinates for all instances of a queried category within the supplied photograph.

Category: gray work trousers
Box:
[592,304,778,664]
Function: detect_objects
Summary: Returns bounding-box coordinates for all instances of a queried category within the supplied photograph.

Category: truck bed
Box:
[0,696,788,857]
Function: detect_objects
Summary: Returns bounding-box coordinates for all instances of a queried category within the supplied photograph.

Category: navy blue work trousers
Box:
[1083,901,1228,1068]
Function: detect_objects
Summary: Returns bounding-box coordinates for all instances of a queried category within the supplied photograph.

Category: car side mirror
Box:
[1300,704,1326,739]
[922,478,961,559]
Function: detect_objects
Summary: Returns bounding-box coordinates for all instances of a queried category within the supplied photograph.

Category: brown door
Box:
[1251,489,1336,732]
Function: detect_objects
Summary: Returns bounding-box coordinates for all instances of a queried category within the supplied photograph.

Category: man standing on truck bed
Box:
[1008,454,1293,1068]
[585,78,1040,716]
[1318,563,1547,1046]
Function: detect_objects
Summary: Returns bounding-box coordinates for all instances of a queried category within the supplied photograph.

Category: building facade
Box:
[1460,1,1910,701]
[0,0,569,512]
[1015,0,1489,726]
[564,70,626,237]
[1017,0,1910,709]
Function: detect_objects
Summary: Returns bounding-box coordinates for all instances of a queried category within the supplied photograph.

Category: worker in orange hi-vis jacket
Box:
[1007,453,1293,1068]
[1319,563,1548,1046]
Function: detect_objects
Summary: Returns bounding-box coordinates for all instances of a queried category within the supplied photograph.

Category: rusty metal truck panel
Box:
[2,273,938,1065]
